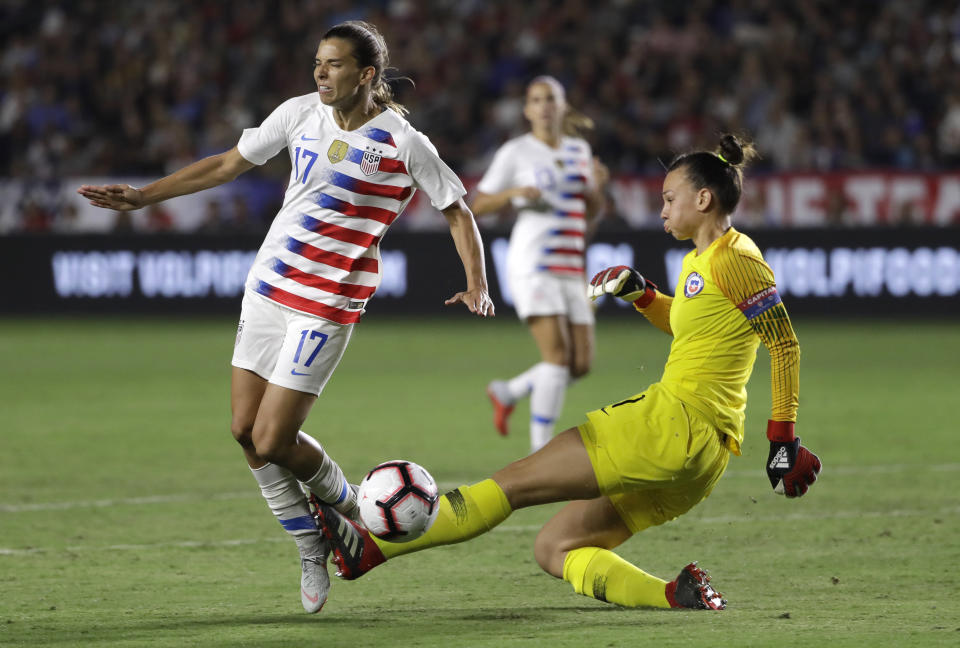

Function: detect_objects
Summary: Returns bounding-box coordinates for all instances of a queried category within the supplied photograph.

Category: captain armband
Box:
[736,286,782,320]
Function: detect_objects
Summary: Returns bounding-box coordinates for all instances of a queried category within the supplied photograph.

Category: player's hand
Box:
[765,421,822,498]
[76,184,145,211]
[588,266,657,306]
[513,186,541,200]
[592,157,610,187]
[445,288,495,317]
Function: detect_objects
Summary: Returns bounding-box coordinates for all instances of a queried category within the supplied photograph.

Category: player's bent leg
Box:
[249,383,318,473]
[534,497,680,609]
[533,497,631,578]
[232,369,330,613]
[251,385,358,516]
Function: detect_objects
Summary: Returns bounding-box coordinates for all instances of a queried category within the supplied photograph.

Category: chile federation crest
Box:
[683,272,705,297]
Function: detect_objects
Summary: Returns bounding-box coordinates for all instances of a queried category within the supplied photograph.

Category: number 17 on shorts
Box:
[276,319,354,395]
[232,292,356,396]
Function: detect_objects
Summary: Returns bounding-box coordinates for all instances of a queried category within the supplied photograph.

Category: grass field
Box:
[1,315,958,647]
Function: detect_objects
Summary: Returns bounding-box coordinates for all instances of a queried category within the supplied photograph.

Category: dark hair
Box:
[321,21,407,115]
[667,134,759,215]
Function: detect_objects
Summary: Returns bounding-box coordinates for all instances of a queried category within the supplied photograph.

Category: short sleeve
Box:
[236,99,295,166]
[407,131,467,210]
[476,142,516,195]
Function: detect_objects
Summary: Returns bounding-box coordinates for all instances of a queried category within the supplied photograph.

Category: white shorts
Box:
[510,272,595,325]
[231,291,354,395]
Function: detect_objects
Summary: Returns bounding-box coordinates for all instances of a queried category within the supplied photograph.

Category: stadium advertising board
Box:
[2,228,958,316]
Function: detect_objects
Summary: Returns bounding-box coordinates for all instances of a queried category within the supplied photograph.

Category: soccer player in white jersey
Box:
[77,21,493,614]
[472,76,608,453]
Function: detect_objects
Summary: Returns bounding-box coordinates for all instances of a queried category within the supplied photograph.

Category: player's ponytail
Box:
[561,107,594,137]
[321,21,409,116]
[667,134,759,215]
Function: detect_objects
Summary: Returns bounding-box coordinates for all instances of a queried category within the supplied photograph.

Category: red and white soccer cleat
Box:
[665,562,727,610]
[486,380,515,437]
[311,495,386,580]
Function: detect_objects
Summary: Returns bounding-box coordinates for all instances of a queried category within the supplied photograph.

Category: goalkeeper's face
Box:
[660,169,707,240]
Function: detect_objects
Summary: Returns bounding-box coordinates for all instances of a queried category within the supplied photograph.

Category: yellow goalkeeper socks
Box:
[562,547,670,608]
[373,478,512,559]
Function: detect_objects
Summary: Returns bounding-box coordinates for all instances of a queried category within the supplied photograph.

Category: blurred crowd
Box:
[2,0,959,233]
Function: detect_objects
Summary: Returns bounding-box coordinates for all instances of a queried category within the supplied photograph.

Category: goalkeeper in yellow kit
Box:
[313,134,822,610]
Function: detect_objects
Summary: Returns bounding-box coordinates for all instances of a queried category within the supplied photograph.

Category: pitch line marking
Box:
[1,506,956,557]
[2,463,958,514]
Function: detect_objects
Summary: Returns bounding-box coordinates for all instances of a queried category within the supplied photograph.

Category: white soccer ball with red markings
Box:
[357,460,440,542]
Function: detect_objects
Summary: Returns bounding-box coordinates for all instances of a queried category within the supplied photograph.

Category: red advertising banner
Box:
[379,172,960,230]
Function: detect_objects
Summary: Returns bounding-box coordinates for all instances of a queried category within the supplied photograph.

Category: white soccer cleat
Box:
[298,535,330,613]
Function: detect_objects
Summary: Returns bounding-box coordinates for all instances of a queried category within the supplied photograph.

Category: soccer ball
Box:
[357,460,440,542]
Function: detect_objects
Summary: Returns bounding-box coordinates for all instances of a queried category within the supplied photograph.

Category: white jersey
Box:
[237,93,466,324]
[477,133,595,278]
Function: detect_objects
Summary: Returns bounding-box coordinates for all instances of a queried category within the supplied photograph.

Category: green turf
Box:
[1,316,958,647]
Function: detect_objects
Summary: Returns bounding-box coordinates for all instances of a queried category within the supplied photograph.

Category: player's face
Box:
[523,82,564,130]
[660,169,706,240]
[313,38,375,109]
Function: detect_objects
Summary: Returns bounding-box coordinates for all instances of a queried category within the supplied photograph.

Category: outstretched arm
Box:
[441,197,495,317]
[588,266,673,335]
[77,146,256,211]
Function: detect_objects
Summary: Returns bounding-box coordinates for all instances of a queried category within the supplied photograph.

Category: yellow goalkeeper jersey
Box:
[638,227,799,455]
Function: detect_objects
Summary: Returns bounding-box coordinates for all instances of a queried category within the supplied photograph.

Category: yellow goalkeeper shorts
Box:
[578,382,730,534]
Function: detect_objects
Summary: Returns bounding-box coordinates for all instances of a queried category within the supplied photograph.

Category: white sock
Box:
[529,362,570,452]
[300,443,356,518]
[506,364,539,402]
[250,462,321,555]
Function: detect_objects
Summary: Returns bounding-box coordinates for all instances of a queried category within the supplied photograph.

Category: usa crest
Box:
[327,140,348,164]
[360,150,382,175]
[683,272,705,298]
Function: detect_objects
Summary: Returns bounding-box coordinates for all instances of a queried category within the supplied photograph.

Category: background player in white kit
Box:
[77,21,493,614]
[472,76,608,453]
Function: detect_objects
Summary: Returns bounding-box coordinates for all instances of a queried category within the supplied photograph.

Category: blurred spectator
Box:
[197,200,224,234]
[824,188,854,227]
[112,210,134,234]
[144,204,174,233]
[938,93,960,165]
[1,0,959,233]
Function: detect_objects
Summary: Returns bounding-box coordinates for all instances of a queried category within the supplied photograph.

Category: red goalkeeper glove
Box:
[765,421,822,498]
[588,266,658,308]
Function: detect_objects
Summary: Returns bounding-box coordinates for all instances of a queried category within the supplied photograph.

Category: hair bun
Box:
[718,134,745,166]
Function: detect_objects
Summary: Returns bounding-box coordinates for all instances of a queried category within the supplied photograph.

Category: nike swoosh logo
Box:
[300,135,321,141]
[302,588,319,604]
[291,369,311,376]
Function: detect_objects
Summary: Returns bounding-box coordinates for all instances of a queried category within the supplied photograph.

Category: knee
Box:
[230,416,255,449]
[569,361,590,380]
[533,528,566,578]
[249,424,295,465]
